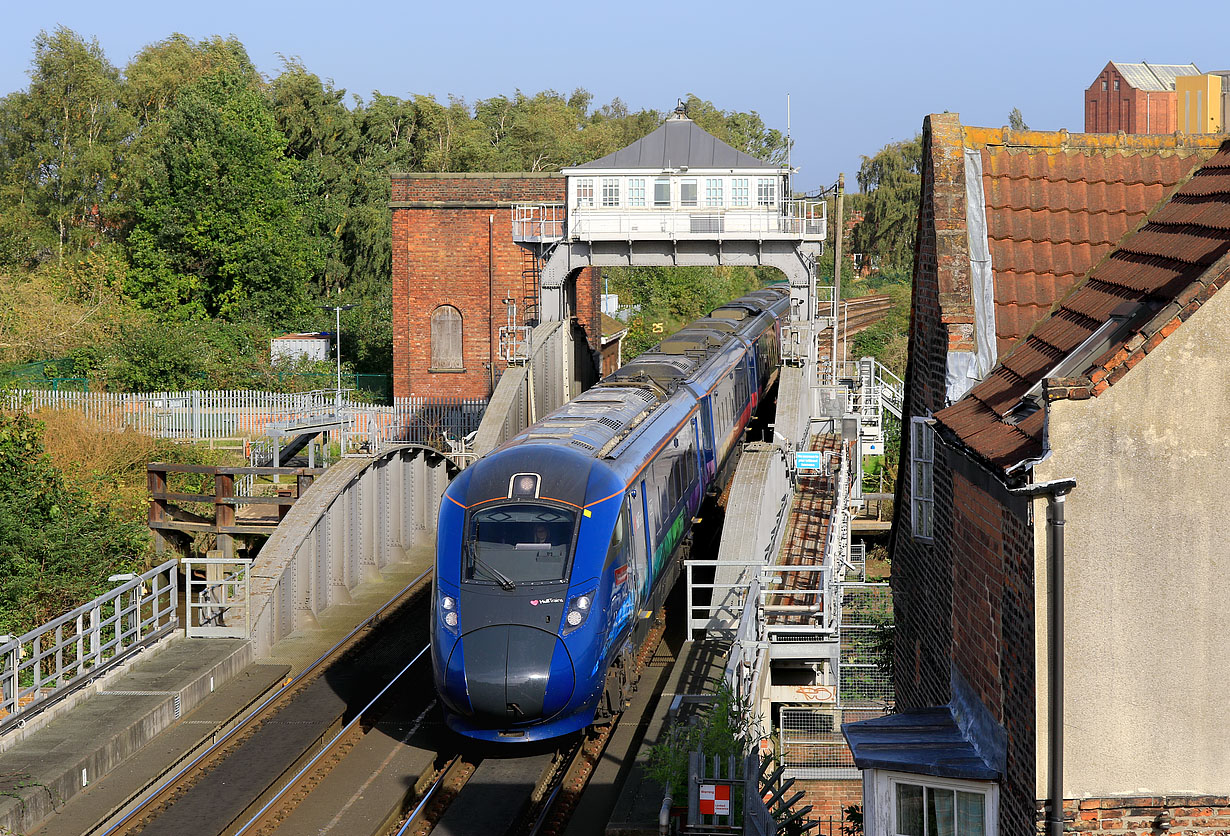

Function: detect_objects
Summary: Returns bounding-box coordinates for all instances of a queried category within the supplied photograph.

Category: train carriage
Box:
[431,286,789,741]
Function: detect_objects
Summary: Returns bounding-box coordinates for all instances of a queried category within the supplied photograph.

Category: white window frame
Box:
[910,416,934,541]
[705,177,724,207]
[864,770,999,836]
[628,178,646,207]
[732,178,749,207]
[680,177,698,207]
[601,177,620,208]
[756,177,777,208]
[576,178,594,208]
[653,177,671,208]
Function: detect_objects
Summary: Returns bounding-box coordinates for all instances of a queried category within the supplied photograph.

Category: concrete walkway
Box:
[9,555,432,836]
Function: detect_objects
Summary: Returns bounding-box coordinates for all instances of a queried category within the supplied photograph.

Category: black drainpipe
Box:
[1010,477,1076,836]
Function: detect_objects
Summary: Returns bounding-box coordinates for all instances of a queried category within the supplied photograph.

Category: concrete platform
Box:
[603,639,730,836]
[4,555,433,836]
[0,636,254,836]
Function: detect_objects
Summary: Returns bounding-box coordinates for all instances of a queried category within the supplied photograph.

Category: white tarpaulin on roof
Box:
[945,149,998,404]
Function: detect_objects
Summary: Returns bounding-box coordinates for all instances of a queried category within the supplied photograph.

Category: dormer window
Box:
[680,178,698,207]
[654,178,671,208]
[601,178,620,207]
[577,178,594,208]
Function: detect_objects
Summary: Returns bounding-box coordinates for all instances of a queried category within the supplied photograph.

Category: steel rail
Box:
[99,567,433,836]
[233,643,432,834]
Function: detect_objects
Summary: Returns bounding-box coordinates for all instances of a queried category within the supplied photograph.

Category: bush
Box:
[0,412,151,634]
[646,681,762,801]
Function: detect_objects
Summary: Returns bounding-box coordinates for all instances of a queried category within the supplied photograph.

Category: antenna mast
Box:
[786,93,792,194]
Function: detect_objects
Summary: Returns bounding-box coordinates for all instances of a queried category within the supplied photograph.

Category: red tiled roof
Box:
[938,140,1230,471]
[977,140,1212,355]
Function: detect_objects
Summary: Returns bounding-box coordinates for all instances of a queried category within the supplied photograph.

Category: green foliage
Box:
[0,27,790,377]
[125,69,320,325]
[63,318,361,393]
[849,280,911,377]
[1009,107,1029,131]
[0,412,150,633]
[850,135,923,273]
[0,27,132,265]
[842,804,865,836]
[646,682,761,800]
[605,265,767,360]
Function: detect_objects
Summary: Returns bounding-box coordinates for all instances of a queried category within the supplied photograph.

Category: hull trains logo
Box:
[530,598,563,606]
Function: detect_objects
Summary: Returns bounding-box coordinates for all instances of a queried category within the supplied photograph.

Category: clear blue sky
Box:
[2,0,1227,192]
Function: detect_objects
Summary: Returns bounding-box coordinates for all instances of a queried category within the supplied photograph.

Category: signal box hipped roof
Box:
[569,115,776,171]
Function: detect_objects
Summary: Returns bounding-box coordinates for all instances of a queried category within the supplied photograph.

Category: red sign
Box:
[699,783,731,816]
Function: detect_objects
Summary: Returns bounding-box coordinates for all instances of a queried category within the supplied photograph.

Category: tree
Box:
[1009,107,1029,131]
[849,135,923,272]
[125,69,320,325]
[0,27,131,264]
[268,57,359,296]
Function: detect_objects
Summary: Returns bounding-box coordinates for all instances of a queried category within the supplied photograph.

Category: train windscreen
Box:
[466,504,576,585]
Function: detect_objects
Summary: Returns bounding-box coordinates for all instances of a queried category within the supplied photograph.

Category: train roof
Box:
[505,286,788,463]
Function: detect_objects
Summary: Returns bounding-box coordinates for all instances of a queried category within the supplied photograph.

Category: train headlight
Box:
[562,587,597,636]
[438,590,460,636]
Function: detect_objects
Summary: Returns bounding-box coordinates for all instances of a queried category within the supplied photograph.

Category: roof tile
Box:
[1154,198,1230,229]
[978,145,1209,347]
[942,138,1230,470]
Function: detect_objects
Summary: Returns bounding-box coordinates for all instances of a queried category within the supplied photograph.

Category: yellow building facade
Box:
[1176,73,1226,133]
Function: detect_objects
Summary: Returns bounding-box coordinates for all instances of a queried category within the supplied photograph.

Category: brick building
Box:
[1084,61,1201,134]
[843,115,1230,835]
[390,173,601,400]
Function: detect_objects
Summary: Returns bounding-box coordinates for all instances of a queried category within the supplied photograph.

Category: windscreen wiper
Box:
[468,544,515,591]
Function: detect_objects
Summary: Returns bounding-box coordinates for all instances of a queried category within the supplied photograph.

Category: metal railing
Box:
[823,358,903,421]
[511,203,565,241]
[836,582,893,709]
[184,557,252,639]
[0,560,178,730]
[568,204,826,241]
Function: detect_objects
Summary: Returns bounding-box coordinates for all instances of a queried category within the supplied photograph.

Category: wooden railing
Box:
[147,463,323,556]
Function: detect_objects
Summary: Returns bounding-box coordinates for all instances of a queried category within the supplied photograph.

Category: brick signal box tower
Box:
[390,173,600,400]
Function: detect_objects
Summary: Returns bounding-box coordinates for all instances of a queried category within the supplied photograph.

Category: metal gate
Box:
[184,556,252,638]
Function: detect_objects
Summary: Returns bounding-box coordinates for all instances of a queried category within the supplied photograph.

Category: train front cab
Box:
[432,449,629,742]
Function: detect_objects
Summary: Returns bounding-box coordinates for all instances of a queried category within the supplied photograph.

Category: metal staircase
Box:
[520,245,541,324]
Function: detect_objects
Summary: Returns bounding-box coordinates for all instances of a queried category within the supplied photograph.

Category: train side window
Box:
[605,509,625,566]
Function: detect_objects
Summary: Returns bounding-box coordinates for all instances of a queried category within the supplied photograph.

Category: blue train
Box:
[431,286,790,741]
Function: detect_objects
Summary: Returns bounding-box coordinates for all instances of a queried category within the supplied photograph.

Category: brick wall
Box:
[794,779,862,825]
[891,113,963,719]
[1049,796,1230,834]
[891,113,1037,836]
[390,173,600,399]
[1084,66,1179,134]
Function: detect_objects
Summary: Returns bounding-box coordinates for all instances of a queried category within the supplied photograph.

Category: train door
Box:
[700,398,716,479]
[635,480,653,603]
[690,417,702,504]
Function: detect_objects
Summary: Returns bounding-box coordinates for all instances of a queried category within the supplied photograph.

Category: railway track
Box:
[95,593,669,836]
[832,293,895,336]
[96,569,436,836]
[397,615,669,836]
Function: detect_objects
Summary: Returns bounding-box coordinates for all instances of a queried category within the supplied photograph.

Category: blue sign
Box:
[795,451,823,470]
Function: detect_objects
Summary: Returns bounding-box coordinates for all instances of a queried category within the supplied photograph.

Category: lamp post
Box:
[320,304,356,411]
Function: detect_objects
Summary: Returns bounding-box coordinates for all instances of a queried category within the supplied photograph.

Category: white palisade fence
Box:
[1,389,487,449]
